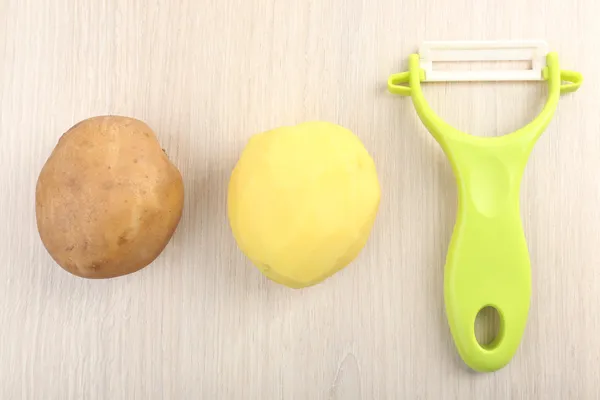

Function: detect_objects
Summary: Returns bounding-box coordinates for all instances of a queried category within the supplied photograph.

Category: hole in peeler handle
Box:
[475,306,503,350]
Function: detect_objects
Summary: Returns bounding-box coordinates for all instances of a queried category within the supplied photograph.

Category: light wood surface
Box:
[1,0,599,398]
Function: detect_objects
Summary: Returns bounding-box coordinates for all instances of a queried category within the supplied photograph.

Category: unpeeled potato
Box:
[35,116,184,278]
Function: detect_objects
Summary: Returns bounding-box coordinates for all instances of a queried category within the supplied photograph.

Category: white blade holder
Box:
[419,40,549,82]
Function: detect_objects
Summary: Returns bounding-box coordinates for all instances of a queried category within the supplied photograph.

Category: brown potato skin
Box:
[35,116,184,278]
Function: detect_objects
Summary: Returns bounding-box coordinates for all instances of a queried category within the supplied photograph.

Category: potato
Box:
[228,122,381,288]
[35,116,184,278]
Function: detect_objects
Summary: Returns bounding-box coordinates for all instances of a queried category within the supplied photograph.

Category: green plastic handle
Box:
[388,52,582,372]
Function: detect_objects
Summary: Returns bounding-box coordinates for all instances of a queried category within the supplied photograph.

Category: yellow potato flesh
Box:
[228,122,380,288]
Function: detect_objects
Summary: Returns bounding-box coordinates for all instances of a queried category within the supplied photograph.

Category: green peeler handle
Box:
[442,140,533,372]
[388,51,582,372]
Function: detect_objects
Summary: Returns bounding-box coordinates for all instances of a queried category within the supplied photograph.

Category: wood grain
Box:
[1,0,599,398]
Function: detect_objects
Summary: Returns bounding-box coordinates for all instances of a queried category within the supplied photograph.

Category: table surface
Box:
[1,0,599,398]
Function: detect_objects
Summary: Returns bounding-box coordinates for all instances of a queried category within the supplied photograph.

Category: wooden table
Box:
[1,0,599,398]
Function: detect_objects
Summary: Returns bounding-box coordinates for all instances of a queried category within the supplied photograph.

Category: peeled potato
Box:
[227,121,381,288]
[35,116,184,278]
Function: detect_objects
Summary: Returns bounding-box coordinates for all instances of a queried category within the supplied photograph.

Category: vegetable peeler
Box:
[387,40,582,372]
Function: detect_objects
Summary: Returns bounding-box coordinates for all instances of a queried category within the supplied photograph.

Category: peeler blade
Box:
[419,40,549,82]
